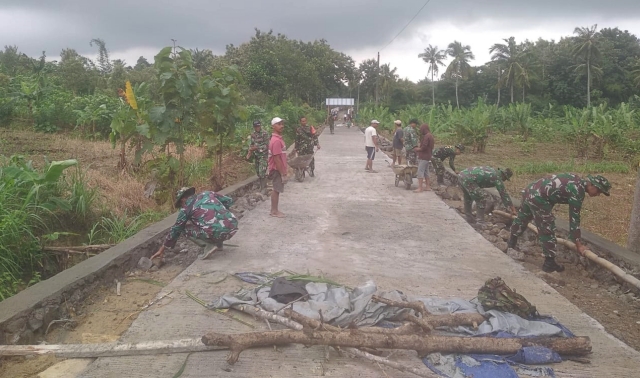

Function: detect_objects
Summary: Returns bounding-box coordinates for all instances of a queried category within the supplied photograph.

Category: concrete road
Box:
[79,124,640,377]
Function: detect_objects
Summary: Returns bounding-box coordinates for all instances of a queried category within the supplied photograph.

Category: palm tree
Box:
[489,37,522,104]
[445,41,475,109]
[572,24,601,107]
[516,54,536,102]
[418,45,446,106]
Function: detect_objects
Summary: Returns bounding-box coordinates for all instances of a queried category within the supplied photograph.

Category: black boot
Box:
[542,257,565,273]
[464,202,475,223]
[259,178,267,190]
[507,234,518,249]
[437,175,445,186]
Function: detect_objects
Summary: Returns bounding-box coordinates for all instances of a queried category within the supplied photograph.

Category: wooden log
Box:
[372,295,430,316]
[201,330,592,364]
[494,210,640,291]
[0,338,223,358]
[232,304,303,330]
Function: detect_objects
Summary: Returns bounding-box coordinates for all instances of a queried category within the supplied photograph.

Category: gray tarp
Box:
[208,280,563,337]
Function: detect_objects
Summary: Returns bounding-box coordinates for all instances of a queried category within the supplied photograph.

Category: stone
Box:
[608,285,620,294]
[590,284,599,290]
[496,241,509,253]
[490,227,500,235]
[484,235,498,244]
[179,248,189,254]
[150,265,159,272]
[506,248,525,261]
[28,308,45,331]
[5,317,26,333]
[137,257,153,271]
[536,272,566,287]
[498,229,511,241]
[494,223,507,229]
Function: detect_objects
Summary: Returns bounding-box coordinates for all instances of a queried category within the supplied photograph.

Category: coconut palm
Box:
[516,54,536,102]
[445,41,475,109]
[489,37,522,104]
[418,45,446,106]
[572,24,601,107]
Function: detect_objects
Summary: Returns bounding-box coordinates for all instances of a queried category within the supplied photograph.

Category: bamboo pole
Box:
[493,210,640,291]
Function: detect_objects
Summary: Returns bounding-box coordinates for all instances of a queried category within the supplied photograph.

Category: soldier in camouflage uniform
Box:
[152,187,238,260]
[431,144,464,186]
[246,120,270,190]
[459,166,516,225]
[508,174,611,273]
[294,116,320,177]
[327,113,335,134]
[403,119,420,165]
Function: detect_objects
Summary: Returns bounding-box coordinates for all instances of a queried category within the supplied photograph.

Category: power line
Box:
[380,0,432,52]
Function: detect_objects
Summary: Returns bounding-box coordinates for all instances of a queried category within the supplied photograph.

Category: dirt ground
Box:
[0,264,185,378]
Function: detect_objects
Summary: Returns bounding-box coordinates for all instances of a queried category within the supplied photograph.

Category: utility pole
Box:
[375,52,380,106]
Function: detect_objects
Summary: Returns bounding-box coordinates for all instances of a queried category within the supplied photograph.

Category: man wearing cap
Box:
[459,166,516,226]
[151,187,238,260]
[268,117,287,218]
[508,173,611,273]
[364,120,380,172]
[294,116,320,177]
[403,119,420,166]
[432,144,465,186]
[246,120,270,190]
[391,120,404,167]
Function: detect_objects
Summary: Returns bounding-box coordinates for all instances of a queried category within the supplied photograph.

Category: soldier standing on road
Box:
[459,166,516,226]
[432,144,465,186]
[246,120,270,190]
[403,119,420,166]
[151,187,238,260]
[294,116,320,177]
[508,174,611,273]
[391,120,404,167]
[327,113,335,134]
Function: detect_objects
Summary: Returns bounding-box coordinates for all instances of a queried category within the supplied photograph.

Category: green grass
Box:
[511,160,631,175]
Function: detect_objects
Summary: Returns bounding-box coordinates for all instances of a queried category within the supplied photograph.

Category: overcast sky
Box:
[2,1,639,82]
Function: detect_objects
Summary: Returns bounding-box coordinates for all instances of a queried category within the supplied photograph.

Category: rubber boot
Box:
[437,175,445,186]
[476,207,486,226]
[507,234,518,249]
[485,201,495,216]
[542,257,565,273]
[464,202,475,223]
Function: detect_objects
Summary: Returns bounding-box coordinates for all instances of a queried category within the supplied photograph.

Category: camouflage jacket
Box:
[164,191,238,248]
[403,126,419,151]
[459,166,513,208]
[294,126,319,154]
[524,173,587,242]
[433,146,457,171]
[249,130,270,156]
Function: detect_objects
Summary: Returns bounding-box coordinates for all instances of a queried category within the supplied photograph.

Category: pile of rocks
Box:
[230,189,272,220]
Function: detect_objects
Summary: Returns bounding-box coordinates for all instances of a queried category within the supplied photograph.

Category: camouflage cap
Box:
[174,186,196,208]
[499,168,513,181]
[455,144,465,152]
[587,174,611,196]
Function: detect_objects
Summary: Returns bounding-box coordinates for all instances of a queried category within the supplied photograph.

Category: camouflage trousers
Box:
[405,150,418,166]
[459,176,492,210]
[431,158,445,180]
[509,199,557,258]
[184,224,236,245]
[254,154,268,179]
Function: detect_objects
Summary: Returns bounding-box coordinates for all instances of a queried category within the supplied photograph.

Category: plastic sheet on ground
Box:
[208,279,570,377]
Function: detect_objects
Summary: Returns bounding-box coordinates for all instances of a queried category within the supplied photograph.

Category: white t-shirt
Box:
[364,126,378,147]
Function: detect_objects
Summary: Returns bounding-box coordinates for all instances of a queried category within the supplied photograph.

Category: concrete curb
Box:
[443,167,640,291]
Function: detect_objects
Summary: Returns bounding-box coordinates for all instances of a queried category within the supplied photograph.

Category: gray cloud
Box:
[2,0,639,61]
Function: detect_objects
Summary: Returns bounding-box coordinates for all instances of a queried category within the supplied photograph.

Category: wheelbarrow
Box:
[393,164,418,190]
[288,153,315,182]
